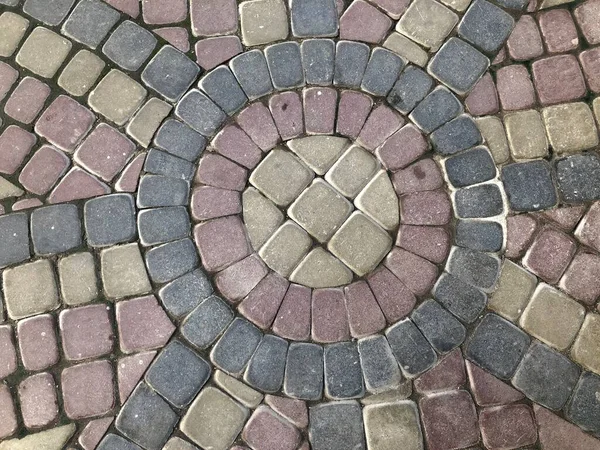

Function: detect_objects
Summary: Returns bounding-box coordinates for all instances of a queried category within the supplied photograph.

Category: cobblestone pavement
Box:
[1,0,600,448]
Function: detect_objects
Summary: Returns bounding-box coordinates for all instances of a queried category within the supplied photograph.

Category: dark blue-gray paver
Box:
[301,39,335,85]
[455,220,504,252]
[455,183,504,218]
[555,153,600,203]
[333,40,370,88]
[291,0,338,37]
[84,193,136,247]
[145,340,211,408]
[137,206,190,247]
[361,48,406,97]
[144,238,198,284]
[491,0,528,10]
[23,0,75,25]
[324,342,364,400]
[428,37,490,95]
[159,269,213,319]
[466,313,530,380]
[0,213,30,269]
[445,146,496,187]
[501,160,557,212]
[97,434,142,450]
[230,50,274,100]
[175,89,226,137]
[512,341,580,410]
[566,372,600,434]
[447,246,501,291]
[387,66,434,114]
[265,42,305,90]
[102,20,157,71]
[409,86,462,133]
[142,46,201,103]
[309,401,365,450]
[181,295,233,349]
[411,299,467,354]
[144,148,195,180]
[244,334,289,393]
[116,382,178,450]
[199,65,248,115]
[357,335,402,393]
[31,204,81,255]
[154,119,206,162]
[284,342,324,400]
[386,319,437,378]
[137,175,189,208]
[431,114,482,155]
[210,318,262,376]
[458,0,515,54]
[434,272,487,323]
[61,0,120,49]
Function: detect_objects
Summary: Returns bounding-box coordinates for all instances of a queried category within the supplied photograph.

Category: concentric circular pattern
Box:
[2,0,600,449]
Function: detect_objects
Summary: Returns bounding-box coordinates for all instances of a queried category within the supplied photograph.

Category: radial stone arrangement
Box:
[2,0,600,449]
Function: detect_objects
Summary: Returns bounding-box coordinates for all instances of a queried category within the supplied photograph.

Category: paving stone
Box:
[523,227,575,284]
[163,438,198,450]
[401,190,452,226]
[138,207,189,247]
[504,109,548,160]
[89,70,147,126]
[0,326,16,380]
[62,360,114,420]
[144,148,194,181]
[458,0,514,54]
[0,62,18,102]
[265,395,308,428]
[84,193,136,247]
[269,92,304,140]
[455,183,504,219]
[214,254,269,302]
[384,247,438,296]
[237,103,279,152]
[447,246,500,291]
[244,335,288,392]
[0,424,77,450]
[257,221,310,276]
[323,342,364,399]
[364,401,422,450]
[142,46,200,102]
[309,401,365,450]
[194,215,250,273]
[0,12,29,58]
[572,313,600,374]
[496,65,535,112]
[142,0,187,24]
[410,87,462,133]
[154,120,205,163]
[290,248,353,288]
[434,272,487,323]
[414,349,466,394]
[190,0,236,36]
[543,102,598,155]
[356,171,399,230]
[360,48,405,97]
[455,220,503,252]
[538,9,578,53]
[333,41,370,88]
[357,105,404,150]
[575,0,600,45]
[386,319,437,378]
[431,114,482,155]
[532,55,586,105]
[580,47,600,93]
[383,144,438,191]
[575,203,600,253]
[325,145,378,198]
[420,390,480,450]
[180,387,248,450]
[23,0,74,24]
[428,37,489,94]
[176,89,227,137]
[230,50,273,100]
[243,406,301,450]
[287,136,346,176]
[479,404,537,449]
[200,66,248,115]
[310,288,350,343]
[556,153,600,203]
[103,0,140,16]
[398,0,458,50]
[357,335,402,393]
[303,87,337,134]
[539,406,600,450]
[265,42,305,90]
[48,167,110,204]
[97,434,142,450]
[102,20,156,70]
[158,270,211,321]
[4,77,50,124]
[60,304,113,361]
[501,161,557,212]
[284,343,324,400]
[301,39,335,85]
[566,372,600,434]
[0,127,33,176]
[17,315,59,371]
[474,116,509,164]
[383,32,428,67]
[506,15,543,61]
[444,147,495,189]
[0,385,17,440]
[101,244,151,299]
[367,266,417,323]
[412,299,466,354]
[336,91,372,138]
[57,252,97,306]
[145,238,198,284]
[239,0,288,46]
[210,318,262,376]
[465,73,499,116]
[29,204,80,255]
[127,98,172,148]
[195,36,242,71]
[387,66,434,114]
[291,0,338,37]
[272,284,312,341]
[179,295,231,350]
[137,174,189,208]
[466,359,524,406]
[61,0,119,49]
[560,252,600,305]
[58,49,105,97]
[339,0,392,43]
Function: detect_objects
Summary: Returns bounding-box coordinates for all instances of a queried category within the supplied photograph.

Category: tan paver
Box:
[240,0,289,46]
[488,260,537,322]
[364,401,423,450]
[384,32,429,67]
[16,27,72,78]
[100,243,152,299]
[505,110,549,160]
[287,136,349,175]
[355,170,399,231]
[475,116,509,164]
[0,12,29,58]
[259,221,312,277]
[214,370,263,408]
[290,247,353,288]
[572,313,600,375]
[325,145,380,199]
[58,50,105,97]
[397,0,458,50]
[58,252,98,305]
[542,102,599,155]
[242,187,285,250]
[126,98,172,147]
[0,423,75,450]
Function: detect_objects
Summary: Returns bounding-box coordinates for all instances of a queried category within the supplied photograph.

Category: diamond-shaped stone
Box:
[325,145,380,198]
[242,187,284,250]
[259,221,312,277]
[287,136,349,175]
[328,211,392,276]
[290,247,353,288]
[355,170,399,231]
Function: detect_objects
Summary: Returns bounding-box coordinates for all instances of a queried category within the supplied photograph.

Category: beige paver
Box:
[440,0,472,11]
[240,0,289,46]
[475,116,509,164]
[0,12,29,58]
[16,27,72,78]
[100,243,152,299]
[126,98,172,147]
[290,247,354,288]
[325,145,380,199]
[355,170,399,231]
[364,401,423,450]
[0,423,75,450]
[505,110,549,160]
[163,437,198,450]
[397,0,458,50]
[287,136,349,175]
[572,313,600,375]
[58,252,98,305]
[215,370,263,408]
[242,187,285,250]
[259,221,312,277]
[384,32,429,67]
[488,260,537,322]
[0,177,24,200]
[542,102,599,155]
[58,50,105,97]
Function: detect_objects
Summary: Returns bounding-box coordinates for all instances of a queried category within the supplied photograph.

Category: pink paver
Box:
[538,9,579,53]
[576,202,600,252]
[574,0,600,45]
[196,153,249,191]
[311,288,350,343]
[523,226,576,284]
[61,360,115,420]
[194,215,251,272]
[0,125,36,175]
[0,326,17,380]
[532,54,587,105]
[142,0,187,24]
[392,158,443,195]
[116,295,176,354]
[0,62,18,102]
[238,272,290,329]
[496,65,536,111]
[539,204,586,231]
[375,124,428,171]
[480,404,537,449]
[214,254,269,302]
[466,360,524,406]
[343,281,386,338]
[74,123,136,182]
[384,248,438,297]
[243,406,302,450]
[105,0,139,17]
[78,417,114,450]
[367,266,416,322]
[560,252,600,305]
[505,214,539,259]
[535,404,600,450]
[336,90,372,139]
[190,0,238,36]
[18,145,70,195]
[47,167,110,203]
[464,73,499,117]
[4,77,50,124]
[400,190,452,226]
[396,225,451,264]
[18,372,58,429]
[368,0,409,18]
[272,283,312,341]
[213,125,263,169]
[265,395,308,428]
[237,103,281,151]
[580,47,600,93]
[115,153,146,193]
[339,0,392,43]
[59,304,114,361]
[17,314,59,372]
[191,185,241,221]
[117,351,156,404]
[35,95,95,152]
[357,104,404,151]
[0,385,17,439]
[195,36,242,70]
[303,87,337,135]
[154,27,190,52]
[269,92,304,141]
[12,198,43,211]
[414,349,466,394]
[506,15,544,61]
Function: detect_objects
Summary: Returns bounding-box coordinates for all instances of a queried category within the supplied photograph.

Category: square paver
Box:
[458,0,514,54]
[102,20,157,71]
[4,77,50,125]
[397,0,458,50]
[62,360,115,419]
[100,244,151,299]
[85,194,136,247]
[325,145,380,199]
[501,161,557,212]
[505,109,548,160]
[0,126,36,175]
[142,46,201,102]
[31,204,82,255]
[58,252,98,305]
[18,372,59,429]
[127,98,172,147]
[259,221,312,277]
[88,70,147,125]
[542,102,599,155]
[0,213,30,268]
[532,55,586,105]
[16,27,72,78]
[290,0,338,37]
[60,304,114,360]
[62,0,120,48]
[23,0,75,25]
[523,226,576,284]
[560,252,600,305]
[58,49,105,97]
[240,0,289,46]
[0,12,29,58]
[488,260,537,322]
[17,314,59,371]
[18,145,70,196]
[571,313,600,374]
